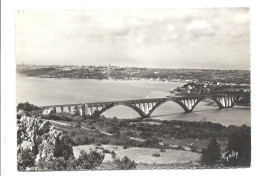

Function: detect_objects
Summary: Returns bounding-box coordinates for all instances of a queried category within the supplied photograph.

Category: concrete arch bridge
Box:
[41,93,246,119]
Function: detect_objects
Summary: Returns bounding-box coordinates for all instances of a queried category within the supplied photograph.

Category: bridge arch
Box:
[147,99,191,117]
[191,96,224,111]
[95,103,147,118]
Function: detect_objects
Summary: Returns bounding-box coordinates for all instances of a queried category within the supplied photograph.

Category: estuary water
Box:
[16,74,250,126]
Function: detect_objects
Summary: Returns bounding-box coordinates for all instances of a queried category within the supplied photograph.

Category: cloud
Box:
[166,24,175,31]
[16,8,250,70]
[186,20,216,39]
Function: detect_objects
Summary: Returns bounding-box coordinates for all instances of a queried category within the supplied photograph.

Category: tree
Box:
[201,137,221,166]
[17,102,41,112]
[223,125,251,166]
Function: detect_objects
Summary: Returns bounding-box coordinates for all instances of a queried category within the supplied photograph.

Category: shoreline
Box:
[16,73,188,84]
[17,74,250,91]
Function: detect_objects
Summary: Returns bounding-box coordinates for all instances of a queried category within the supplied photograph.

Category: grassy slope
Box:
[73,144,200,164]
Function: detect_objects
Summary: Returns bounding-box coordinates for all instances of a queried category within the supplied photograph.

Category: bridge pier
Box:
[143,114,150,119]
[85,104,89,116]
[82,104,86,117]
[53,107,56,114]
[61,107,64,116]
[185,110,193,113]
[225,96,228,108]
[89,107,93,115]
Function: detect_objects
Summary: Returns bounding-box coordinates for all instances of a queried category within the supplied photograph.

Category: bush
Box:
[111,151,117,160]
[140,131,152,139]
[143,137,160,148]
[90,126,96,130]
[70,131,76,137]
[152,153,160,157]
[190,145,197,152]
[36,150,105,171]
[175,145,185,150]
[36,157,68,171]
[106,126,120,135]
[160,149,166,152]
[115,156,137,170]
[74,150,105,169]
[102,149,111,153]
[74,122,81,128]
[96,143,102,146]
[17,148,35,170]
[201,137,221,166]
[42,114,72,122]
[95,146,102,150]
[96,137,111,145]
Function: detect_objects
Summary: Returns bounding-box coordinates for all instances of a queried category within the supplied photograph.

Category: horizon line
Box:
[16,63,251,71]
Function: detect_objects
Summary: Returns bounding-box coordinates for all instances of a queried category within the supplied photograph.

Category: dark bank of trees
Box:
[200,125,250,167]
[17,102,42,112]
[223,125,251,166]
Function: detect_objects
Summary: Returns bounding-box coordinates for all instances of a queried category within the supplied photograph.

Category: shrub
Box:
[71,116,84,123]
[111,151,117,160]
[201,137,221,166]
[36,150,105,171]
[123,145,128,149]
[115,156,137,170]
[74,137,83,145]
[70,131,76,137]
[80,137,90,145]
[140,131,152,139]
[102,149,111,153]
[175,145,185,150]
[160,149,166,152]
[36,157,68,171]
[74,150,105,170]
[17,148,35,170]
[143,137,160,148]
[90,126,96,130]
[42,114,72,122]
[106,126,120,135]
[96,143,102,146]
[96,137,111,145]
[190,145,197,152]
[152,153,160,157]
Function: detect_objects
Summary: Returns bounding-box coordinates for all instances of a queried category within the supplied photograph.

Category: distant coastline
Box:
[16,65,250,87]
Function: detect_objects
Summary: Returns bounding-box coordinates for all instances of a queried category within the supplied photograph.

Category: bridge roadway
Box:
[40,93,246,118]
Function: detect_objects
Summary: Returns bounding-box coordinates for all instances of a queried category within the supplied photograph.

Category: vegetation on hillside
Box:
[201,137,221,166]
[17,102,251,169]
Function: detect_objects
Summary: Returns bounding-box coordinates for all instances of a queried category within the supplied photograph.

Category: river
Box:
[16,74,250,126]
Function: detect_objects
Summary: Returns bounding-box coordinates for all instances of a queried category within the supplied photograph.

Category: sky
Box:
[16,8,250,70]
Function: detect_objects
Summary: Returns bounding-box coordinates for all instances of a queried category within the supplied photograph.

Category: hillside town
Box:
[17,64,250,88]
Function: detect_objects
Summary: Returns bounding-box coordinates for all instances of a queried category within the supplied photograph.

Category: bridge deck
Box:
[39,93,241,108]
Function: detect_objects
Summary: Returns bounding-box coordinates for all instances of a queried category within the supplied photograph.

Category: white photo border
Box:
[1,0,260,176]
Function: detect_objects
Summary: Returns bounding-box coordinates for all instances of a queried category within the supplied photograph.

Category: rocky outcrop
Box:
[17,116,73,162]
